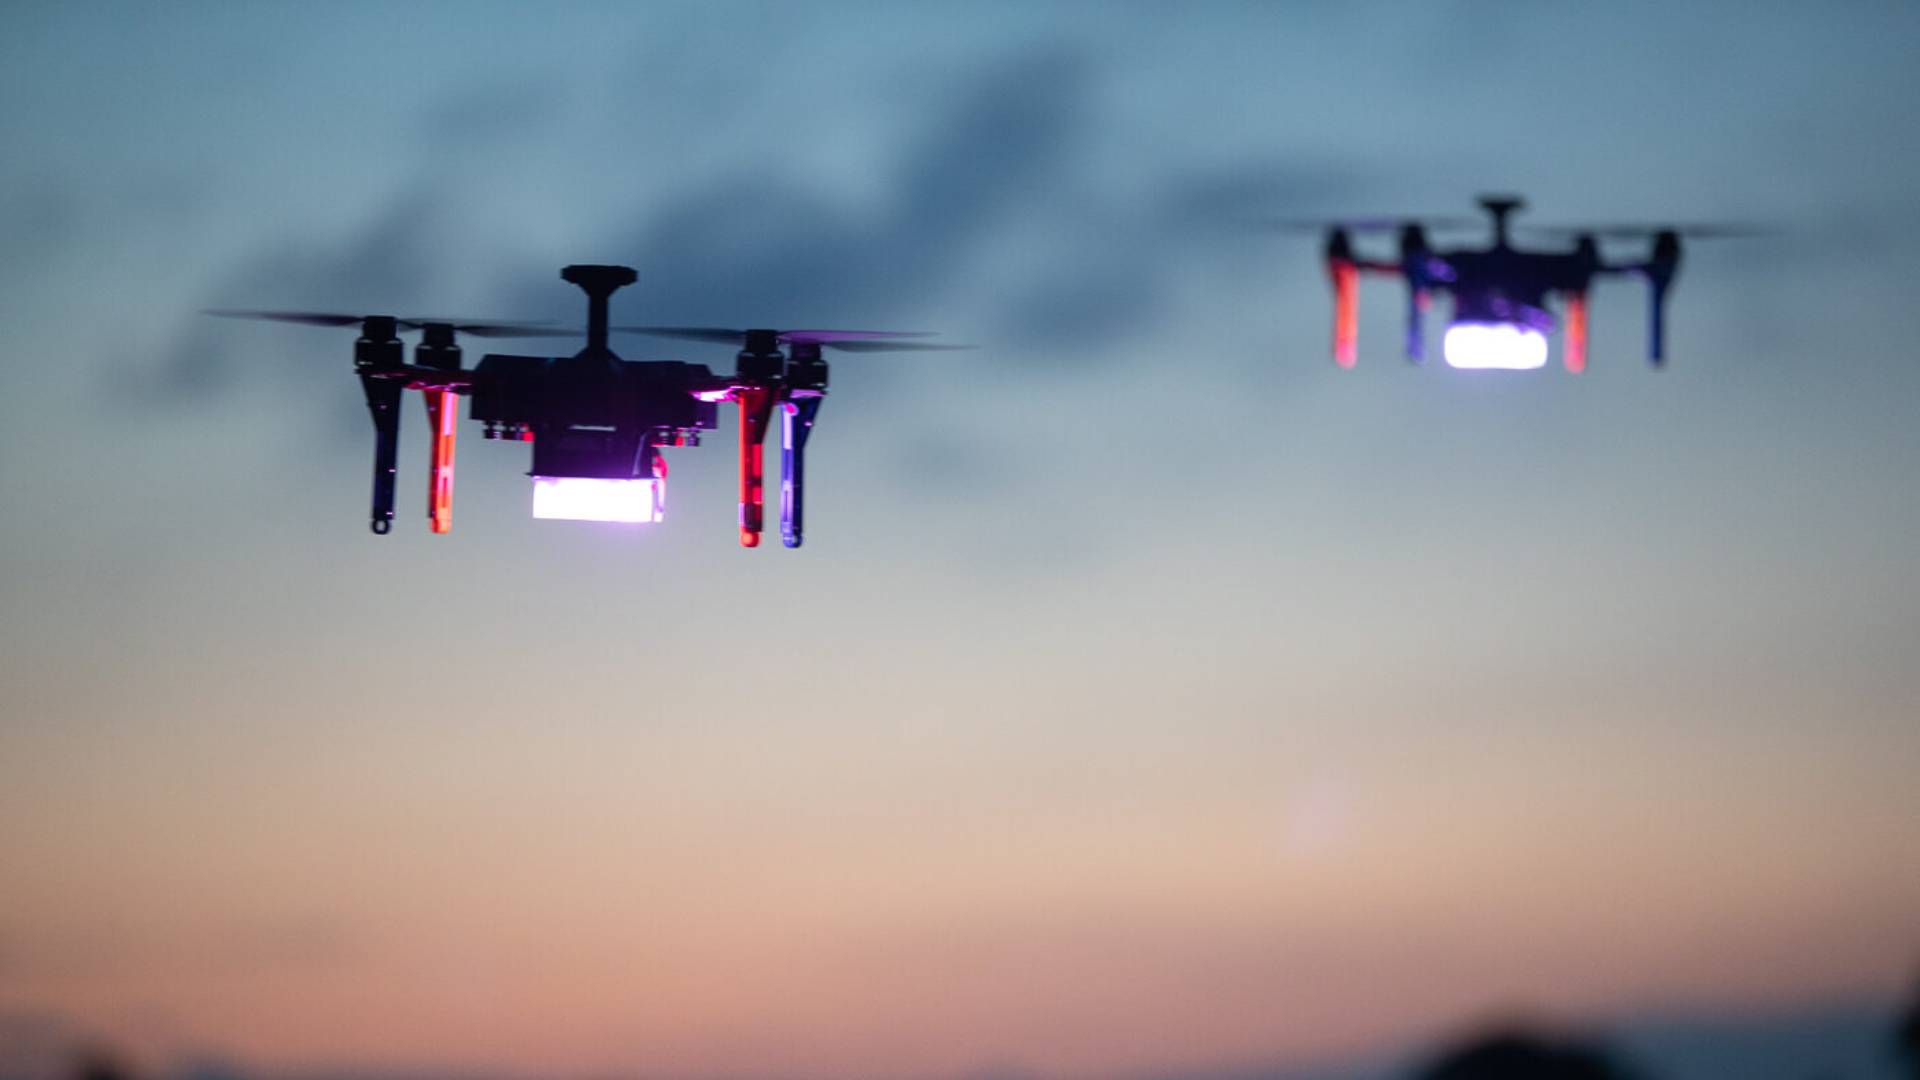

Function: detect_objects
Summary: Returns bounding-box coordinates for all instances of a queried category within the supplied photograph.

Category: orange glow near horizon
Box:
[6,6,1920,1079]
[3,655,1916,1080]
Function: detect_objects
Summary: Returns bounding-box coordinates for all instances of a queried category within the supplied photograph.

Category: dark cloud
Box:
[164,40,1356,421]
[417,78,571,151]
[597,45,1097,334]
[135,186,475,434]
[885,47,1091,259]
[0,181,83,285]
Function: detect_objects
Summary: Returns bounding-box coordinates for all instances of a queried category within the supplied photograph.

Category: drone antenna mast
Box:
[560,264,638,357]
[1478,195,1525,247]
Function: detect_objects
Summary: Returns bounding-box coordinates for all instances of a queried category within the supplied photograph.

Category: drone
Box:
[1281,195,1756,371]
[208,265,967,547]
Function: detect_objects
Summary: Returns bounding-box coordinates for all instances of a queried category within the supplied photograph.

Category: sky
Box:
[2,3,1918,1079]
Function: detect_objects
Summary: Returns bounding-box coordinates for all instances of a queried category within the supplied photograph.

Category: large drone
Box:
[209,265,966,547]
[1282,195,1755,371]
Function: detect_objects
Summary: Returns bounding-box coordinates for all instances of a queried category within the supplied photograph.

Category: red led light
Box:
[1332,260,1359,368]
[735,387,774,548]
[1564,292,1588,374]
[425,388,458,533]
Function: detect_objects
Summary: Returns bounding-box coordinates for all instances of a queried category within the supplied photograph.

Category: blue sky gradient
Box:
[2,4,1917,1079]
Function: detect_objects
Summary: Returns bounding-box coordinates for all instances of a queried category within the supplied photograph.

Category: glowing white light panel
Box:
[530,477,663,523]
[1443,322,1549,370]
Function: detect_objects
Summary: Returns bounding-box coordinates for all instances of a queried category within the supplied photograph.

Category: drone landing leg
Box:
[359,374,403,535]
[735,387,775,547]
[780,396,822,549]
[1406,287,1427,364]
[1564,292,1588,373]
[1331,260,1359,367]
[1648,281,1669,368]
[423,388,458,533]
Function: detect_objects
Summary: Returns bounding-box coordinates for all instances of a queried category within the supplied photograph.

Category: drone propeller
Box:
[203,309,577,337]
[816,340,977,354]
[612,326,954,351]
[203,309,366,328]
[406,319,582,339]
[1248,215,1484,234]
[206,308,581,537]
[1518,223,1771,240]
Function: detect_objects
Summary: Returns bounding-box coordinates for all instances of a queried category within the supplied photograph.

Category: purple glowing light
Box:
[1443,322,1550,370]
[692,389,733,403]
[530,477,663,523]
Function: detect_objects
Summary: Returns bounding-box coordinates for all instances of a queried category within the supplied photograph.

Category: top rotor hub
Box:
[1477,195,1525,217]
[561,265,637,360]
[1477,195,1526,246]
[560,264,638,297]
[736,330,784,381]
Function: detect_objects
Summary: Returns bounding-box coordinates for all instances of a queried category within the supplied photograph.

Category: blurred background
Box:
[2,3,1917,1079]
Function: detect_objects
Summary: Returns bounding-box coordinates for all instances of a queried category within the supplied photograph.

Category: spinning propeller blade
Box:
[614,322,944,343]
[814,340,978,354]
[608,326,747,344]
[203,309,366,327]
[1248,215,1483,234]
[410,322,582,339]
[778,330,938,343]
[613,326,955,352]
[1519,223,1771,240]
[204,310,573,336]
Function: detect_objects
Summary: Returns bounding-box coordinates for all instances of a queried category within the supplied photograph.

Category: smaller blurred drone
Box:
[1271,195,1760,371]
[208,266,968,547]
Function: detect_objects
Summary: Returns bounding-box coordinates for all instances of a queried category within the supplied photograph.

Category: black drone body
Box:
[1303,195,1742,372]
[211,265,965,547]
[464,268,717,491]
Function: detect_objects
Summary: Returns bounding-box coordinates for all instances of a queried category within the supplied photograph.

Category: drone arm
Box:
[358,374,404,535]
[1397,274,1428,363]
[1329,259,1359,368]
[1602,261,1674,366]
[355,363,481,390]
[780,394,823,549]
[1647,278,1670,366]
[1586,260,1642,277]
[734,386,776,547]
[1609,233,1679,367]
[1327,253,1400,367]
[423,388,459,533]
[1563,291,1589,373]
[1394,228,1439,365]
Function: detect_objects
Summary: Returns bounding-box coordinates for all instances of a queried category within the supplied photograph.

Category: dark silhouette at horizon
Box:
[1897,970,1920,1080]
[74,1052,132,1080]
[1412,1029,1641,1080]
